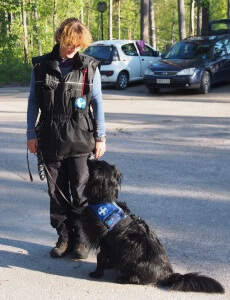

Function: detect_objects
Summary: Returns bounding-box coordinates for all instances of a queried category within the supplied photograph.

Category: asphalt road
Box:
[0,83,230,300]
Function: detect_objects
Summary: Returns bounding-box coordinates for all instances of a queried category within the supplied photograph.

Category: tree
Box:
[197,3,202,35]
[33,0,42,55]
[228,0,230,18]
[178,0,186,40]
[21,0,29,64]
[53,0,57,38]
[201,1,209,35]
[149,0,156,48]
[141,0,149,42]
[189,0,195,36]
[108,0,113,39]
[195,0,210,35]
[115,0,121,40]
[87,0,91,27]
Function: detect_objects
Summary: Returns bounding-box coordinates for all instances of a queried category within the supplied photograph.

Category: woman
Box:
[27,18,106,259]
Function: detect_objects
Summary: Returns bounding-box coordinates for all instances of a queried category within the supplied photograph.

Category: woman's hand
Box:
[27,138,38,153]
[95,141,106,159]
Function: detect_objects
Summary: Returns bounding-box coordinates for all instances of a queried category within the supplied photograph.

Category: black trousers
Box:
[45,156,89,244]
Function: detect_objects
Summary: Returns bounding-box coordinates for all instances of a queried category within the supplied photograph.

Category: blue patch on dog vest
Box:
[90,202,126,230]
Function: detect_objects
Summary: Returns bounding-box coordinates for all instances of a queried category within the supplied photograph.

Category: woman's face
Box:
[59,45,79,59]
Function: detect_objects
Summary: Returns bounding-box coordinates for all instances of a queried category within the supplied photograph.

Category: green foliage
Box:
[0,59,32,86]
[209,0,228,20]
[0,0,229,85]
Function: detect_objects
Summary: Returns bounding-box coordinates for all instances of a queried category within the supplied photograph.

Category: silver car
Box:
[84,40,161,89]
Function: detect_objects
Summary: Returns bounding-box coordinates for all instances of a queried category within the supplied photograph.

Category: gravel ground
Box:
[0,85,229,300]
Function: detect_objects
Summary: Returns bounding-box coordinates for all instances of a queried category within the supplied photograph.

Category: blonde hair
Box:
[55,18,92,49]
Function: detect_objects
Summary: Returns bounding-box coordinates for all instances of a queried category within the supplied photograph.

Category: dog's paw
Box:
[89,271,103,278]
[116,276,129,284]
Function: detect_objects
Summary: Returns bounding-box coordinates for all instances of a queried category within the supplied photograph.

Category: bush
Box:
[0,60,32,86]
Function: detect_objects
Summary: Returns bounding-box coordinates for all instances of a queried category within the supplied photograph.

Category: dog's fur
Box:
[80,160,224,293]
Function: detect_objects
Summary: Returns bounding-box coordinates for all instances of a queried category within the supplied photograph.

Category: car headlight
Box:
[177,68,195,76]
[144,68,155,75]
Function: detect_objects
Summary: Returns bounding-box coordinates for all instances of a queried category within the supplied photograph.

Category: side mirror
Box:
[161,54,165,59]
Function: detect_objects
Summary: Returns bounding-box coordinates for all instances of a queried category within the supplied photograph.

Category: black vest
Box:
[32,44,99,161]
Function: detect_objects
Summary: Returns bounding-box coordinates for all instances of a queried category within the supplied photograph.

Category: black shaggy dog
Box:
[80,160,224,293]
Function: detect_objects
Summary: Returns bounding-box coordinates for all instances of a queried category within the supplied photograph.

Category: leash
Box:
[27,148,34,182]
[43,162,87,211]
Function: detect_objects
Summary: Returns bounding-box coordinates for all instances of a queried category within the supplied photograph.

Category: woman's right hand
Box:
[27,138,38,153]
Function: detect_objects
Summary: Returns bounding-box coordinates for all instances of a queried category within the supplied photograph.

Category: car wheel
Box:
[148,87,160,93]
[198,71,211,94]
[115,71,129,90]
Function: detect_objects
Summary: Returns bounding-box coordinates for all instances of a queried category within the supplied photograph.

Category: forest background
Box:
[0,0,229,85]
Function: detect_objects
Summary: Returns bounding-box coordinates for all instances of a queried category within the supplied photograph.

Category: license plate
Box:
[156,79,170,84]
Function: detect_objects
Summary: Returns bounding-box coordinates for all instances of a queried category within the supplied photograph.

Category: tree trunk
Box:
[141,0,149,42]
[108,0,113,40]
[201,2,209,35]
[228,0,230,19]
[2,2,9,36]
[33,0,42,55]
[117,0,121,40]
[178,0,186,40]
[189,0,194,36]
[53,0,57,39]
[128,26,132,40]
[197,4,202,35]
[171,10,176,44]
[21,0,29,64]
[87,0,90,27]
[80,7,84,23]
[149,0,156,49]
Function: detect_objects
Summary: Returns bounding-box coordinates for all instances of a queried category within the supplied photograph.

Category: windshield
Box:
[165,42,211,59]
[84,45,114,60]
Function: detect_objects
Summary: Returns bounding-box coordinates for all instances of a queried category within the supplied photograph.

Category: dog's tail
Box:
[158,272,224,293]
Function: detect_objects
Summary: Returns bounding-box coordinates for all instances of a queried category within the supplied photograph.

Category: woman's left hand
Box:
[95,141,106,159]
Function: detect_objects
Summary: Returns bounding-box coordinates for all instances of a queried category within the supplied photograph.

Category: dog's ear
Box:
[84,178,104,202]
[111,166,122,186]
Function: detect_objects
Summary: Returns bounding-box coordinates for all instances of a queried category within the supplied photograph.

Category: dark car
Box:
[144,34,230,94]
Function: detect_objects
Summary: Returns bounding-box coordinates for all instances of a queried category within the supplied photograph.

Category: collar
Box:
[47,43,84,71]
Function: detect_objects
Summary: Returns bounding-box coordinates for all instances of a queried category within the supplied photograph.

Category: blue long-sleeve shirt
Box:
[27,66,105,140]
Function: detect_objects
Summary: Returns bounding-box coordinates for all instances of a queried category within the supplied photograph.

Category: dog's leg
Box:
[89,237,110,279]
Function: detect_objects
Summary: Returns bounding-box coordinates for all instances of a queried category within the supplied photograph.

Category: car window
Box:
[139,45,157,57]
[189,43,211,59]
[223,38,230,54]
[165,43,182,59]
[84,46,113,60]
[121,43,138,56]
[165,42,211,59]
[214,41,226,56]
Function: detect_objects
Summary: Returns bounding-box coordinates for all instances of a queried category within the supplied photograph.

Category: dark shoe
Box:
[72,244,88,259]
[50,242,73,258]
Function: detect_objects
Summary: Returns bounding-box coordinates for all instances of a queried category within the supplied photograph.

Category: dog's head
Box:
[84,160,122,204]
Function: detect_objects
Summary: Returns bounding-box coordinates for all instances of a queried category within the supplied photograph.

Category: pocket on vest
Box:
[57,119,95,156]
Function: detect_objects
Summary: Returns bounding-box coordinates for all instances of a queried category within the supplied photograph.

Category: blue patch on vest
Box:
[90,202,126,231]
[74,97,86,109]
